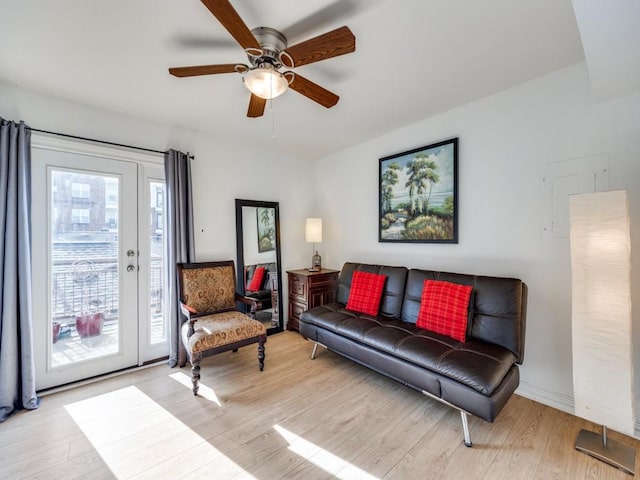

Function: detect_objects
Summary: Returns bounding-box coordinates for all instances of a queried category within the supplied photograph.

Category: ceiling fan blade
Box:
[283,0,359,42]
[247,94,266,118]
[282,26,355,68]
[287,73,339,108]
[171,34,237,49]
[168,64,243,77]
[200,0,261,51]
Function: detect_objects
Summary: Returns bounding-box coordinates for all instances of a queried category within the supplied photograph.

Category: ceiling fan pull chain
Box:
[271,98,276,138]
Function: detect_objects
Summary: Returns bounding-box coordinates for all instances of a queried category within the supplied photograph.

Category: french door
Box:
[32,138,168,390]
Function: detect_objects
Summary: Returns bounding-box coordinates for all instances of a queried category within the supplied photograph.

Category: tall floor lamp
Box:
[569,190,636,475]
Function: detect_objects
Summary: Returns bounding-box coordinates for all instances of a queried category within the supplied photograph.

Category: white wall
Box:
[0,81,315,324]
[4,61,640,417]
[313,62,640,417]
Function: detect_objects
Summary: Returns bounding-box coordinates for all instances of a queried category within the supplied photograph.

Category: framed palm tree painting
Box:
[257,207,276,252]
[379,137,458,243]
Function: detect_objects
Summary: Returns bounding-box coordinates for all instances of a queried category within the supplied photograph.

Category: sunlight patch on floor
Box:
[169,371,222,406]
[273,424,379,480]
[65,386,253,479]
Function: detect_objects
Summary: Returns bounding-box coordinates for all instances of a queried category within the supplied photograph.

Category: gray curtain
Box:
[0,118,39,422]
[164,149,195,367]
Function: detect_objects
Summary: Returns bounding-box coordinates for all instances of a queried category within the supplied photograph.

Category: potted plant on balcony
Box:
[72,260,104,338]
[52,321,71,343]
[52,321,61,343]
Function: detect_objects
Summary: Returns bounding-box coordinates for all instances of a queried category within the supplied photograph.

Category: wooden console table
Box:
[286,268,339,332]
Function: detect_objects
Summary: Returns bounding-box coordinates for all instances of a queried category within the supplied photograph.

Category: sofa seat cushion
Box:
[245,289,271,301]
[301,304,517,396]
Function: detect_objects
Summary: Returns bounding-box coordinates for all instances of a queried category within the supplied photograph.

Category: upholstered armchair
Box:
[177,261,267,395]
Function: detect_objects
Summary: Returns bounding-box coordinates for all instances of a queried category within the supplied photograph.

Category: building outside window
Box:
[71,208,90,224]
[71,182,90,198]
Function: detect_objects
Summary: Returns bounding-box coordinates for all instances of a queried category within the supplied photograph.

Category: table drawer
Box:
[289,301,307,320]
[308,272,338,286]
[289,275,307,296]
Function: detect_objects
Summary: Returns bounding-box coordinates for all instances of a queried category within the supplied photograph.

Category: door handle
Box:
[127,265,136,272]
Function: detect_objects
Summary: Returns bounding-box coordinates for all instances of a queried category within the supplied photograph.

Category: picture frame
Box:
[379,137,458,243]
[256,206,276,252]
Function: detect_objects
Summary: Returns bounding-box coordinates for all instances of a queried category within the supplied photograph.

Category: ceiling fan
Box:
[168,0,356,118]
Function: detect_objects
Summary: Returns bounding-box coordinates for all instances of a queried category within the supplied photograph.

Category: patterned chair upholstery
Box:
[177,261,267,395]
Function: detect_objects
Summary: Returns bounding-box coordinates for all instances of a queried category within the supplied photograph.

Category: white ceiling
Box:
[571,0,640,100]
[0,0,585,160]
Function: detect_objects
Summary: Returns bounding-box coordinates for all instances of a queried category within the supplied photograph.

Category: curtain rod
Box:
[26,126,195,159]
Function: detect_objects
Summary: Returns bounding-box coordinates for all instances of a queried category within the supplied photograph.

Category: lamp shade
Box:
[243,67,288,100]
[569,190,634,435]
[305,218,322,243]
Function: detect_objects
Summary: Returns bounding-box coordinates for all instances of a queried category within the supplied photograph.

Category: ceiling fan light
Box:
[243,67,288,100]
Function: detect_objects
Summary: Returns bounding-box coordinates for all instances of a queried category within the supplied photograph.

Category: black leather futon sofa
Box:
[299,262,527,446]
[243,262,276,308]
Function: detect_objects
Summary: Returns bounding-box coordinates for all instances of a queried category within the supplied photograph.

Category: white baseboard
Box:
[516,380,640,439]
[516,380,574,415]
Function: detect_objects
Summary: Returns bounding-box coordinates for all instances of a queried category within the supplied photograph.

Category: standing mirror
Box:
[235,199,283,334]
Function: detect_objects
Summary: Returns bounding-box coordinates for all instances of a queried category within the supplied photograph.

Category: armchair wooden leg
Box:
[191,352,202,396]
[258,340,265,371]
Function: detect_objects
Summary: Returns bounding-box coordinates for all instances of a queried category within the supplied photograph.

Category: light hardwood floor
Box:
[1,331,638,479]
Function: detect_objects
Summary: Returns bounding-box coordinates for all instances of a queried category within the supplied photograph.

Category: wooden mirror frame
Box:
[235,199,283,334]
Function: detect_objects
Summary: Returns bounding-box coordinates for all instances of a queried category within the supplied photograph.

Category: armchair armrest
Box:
[180,302,192,321]
[184,303,197,314]
[180,302,199,337]
[236,293,262,319]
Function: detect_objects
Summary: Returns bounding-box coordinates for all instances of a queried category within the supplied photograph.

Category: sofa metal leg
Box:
[461,411,472,447]
[310,342,329,360]
[422,389,473,447]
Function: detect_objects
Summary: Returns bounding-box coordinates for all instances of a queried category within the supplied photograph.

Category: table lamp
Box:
[305,218,322,272]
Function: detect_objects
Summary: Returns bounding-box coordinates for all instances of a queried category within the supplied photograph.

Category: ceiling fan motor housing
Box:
[247,27,289,69]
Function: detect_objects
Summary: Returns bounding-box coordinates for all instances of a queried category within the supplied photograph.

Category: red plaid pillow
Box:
[247,266,266,291]
[416,280,473,342]
[346,271,387,316]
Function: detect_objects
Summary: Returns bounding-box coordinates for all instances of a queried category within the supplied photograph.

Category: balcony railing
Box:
[51,258,164,323]
[50,256,166,367]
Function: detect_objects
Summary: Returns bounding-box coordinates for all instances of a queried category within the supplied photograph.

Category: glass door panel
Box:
[138,165,169,363]
[50,170,121,366]
[148,181,166,345]
[33,148,138,390]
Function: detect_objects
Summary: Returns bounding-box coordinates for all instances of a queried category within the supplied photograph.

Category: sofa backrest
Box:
[337,262,408,318]
[244,262,276,291]
[402,269,527,364]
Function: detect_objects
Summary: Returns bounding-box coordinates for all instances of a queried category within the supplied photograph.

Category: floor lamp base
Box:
[575,428,636,475]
